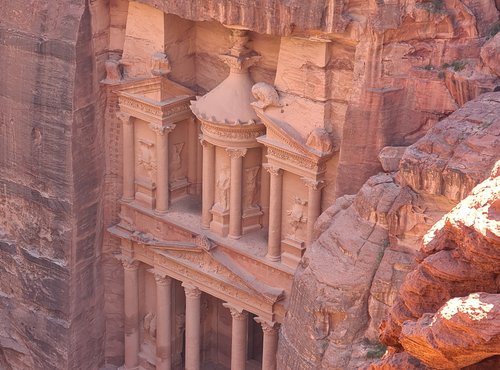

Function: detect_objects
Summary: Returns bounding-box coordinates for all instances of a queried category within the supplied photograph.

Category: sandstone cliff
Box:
[0,0,108,368]
[278,93,500,369]
[374,161,500,369]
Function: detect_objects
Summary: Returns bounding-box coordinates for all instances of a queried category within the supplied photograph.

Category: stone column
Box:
[200,137,215,229]
[150,122,175,214]
[122,257,140,370]
[118,112,135,202]
[260,149,270,227]
[187,118,198,194]
[304,179,324,246]
[255,318,279,370]
[155,273,173,370]
[227,148,247,239]
[182,282,201,370]
[223,303,248,370]
[264,165,283,262]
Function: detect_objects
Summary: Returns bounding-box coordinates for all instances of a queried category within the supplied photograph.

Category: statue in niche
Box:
[243,166,260,210]
[138,139,156,180]
[286,197,308,239]
[143,312,157,339]
[214,169,230,212]
[170,142,184,181]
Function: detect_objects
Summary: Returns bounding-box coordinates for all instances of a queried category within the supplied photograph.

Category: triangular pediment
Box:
[109,226,284,305]
[254,108,315,159]
[157,246,284,305]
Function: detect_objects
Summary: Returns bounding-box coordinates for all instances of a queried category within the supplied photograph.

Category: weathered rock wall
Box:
[278,93,500,369]
[0,0,107,368]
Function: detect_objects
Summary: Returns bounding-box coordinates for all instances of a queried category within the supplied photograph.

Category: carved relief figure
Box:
[138,139,156,180]
[214,169,230,212]
[243,166,260,210]
[170,142,184,181]
[143,312,157,339]
[286,197,308,239]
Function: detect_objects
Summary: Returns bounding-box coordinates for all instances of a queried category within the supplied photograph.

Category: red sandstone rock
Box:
[399,293,500,369]
[379,160,500,368]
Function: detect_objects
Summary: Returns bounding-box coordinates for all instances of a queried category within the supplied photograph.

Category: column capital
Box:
[199,134,214,147]
[117,111,132,125]
[263,163,283,177]
[254,317,279,333]
[302,177,325,190]
[226,147,247,159]
[182,282,201,298]
[223,303,248,320]
[119,255,139,271]
[149,122,175,135]
[154,271,172,286]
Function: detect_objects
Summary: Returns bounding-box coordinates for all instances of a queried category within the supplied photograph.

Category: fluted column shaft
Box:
[122,258,140,370]
[155,274,173,370]
[255,318,279,370]
[304,179,324,246]
[265,165,283,262]
[119,113,135,202]
[201,138,215,229]
[223,303,248,370]
[182,282,201,370]
[227,148,247,239]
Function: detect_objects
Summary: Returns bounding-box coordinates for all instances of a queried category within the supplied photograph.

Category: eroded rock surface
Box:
[376,160,500,369]
[279,93,500,369]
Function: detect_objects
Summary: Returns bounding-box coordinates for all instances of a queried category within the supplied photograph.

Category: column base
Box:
[154,209,168,216]
[228,233,242,240]
[265,253,281,262]
[118,365,139,370]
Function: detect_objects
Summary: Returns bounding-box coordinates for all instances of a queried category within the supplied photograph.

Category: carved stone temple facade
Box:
[103,3,337,370]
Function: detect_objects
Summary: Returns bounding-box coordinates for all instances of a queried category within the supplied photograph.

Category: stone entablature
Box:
[116,77,194,125]
[110,224,284,322]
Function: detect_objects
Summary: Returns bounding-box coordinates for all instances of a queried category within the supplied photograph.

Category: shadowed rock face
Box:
[376,161,500,369]
[278,93,500,369]
[0,0,106,368]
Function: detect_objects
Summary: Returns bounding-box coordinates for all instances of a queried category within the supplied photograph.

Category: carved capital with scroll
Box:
[302,178,326,191]
[226,147,247,159]
[223,303,248,321]
[149,122,175,136]
[116,112,132,125]
[254,317,279,333]
[263,163,283,177]
[182,282,201,298]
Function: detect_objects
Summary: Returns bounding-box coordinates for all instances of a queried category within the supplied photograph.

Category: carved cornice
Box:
[223,302,248,320]
[302,178,326,191]
[226,148,247,159]
[119,94,193,124]
[263,163,283,177]
[267,146,317,170]
[199,119,265,147]
[182,282,201,298]
[194,234,214,251]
